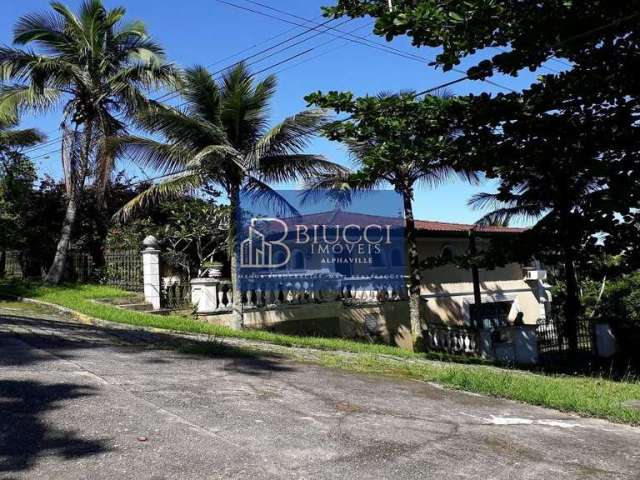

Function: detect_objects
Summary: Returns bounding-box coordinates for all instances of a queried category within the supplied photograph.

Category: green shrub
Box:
[599,272,640,359]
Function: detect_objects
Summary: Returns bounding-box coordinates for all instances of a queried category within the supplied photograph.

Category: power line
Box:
[217,0,434,64]
[217,0,518,93]
[28,20,359,162]
[27,3,638,164]
[270,24,374,76]
[238,0,437,64]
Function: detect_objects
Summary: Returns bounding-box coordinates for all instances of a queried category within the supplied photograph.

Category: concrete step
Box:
[117,302,155,312]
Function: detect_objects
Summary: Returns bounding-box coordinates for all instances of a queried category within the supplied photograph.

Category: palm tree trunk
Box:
[45,193,79,283]
[228,182,243,329]
[46,121,91,284]
[402,187,423,350]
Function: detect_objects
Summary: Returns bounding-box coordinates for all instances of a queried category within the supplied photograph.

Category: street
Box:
[1,307,639,479]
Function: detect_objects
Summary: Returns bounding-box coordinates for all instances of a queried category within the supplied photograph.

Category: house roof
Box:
[251,210,526,236]
[414,220,526,235]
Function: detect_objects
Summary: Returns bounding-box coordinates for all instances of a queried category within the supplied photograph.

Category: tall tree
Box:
[0,116,44,272]
[114,64,346,326]
[305,90,474,350]
[322,0,640,351]
[465,102,609,350]
[0,0,178,283]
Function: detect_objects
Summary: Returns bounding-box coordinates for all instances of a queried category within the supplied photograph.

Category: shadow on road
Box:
[0,311,295,474]
[0,379,109,474]
[0,312,294,375]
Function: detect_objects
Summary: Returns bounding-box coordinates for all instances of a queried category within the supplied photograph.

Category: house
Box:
[415,220,549,329]
[190,212,549,352]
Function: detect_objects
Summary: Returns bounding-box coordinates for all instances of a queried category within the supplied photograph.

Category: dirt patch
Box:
[335,401,364,414]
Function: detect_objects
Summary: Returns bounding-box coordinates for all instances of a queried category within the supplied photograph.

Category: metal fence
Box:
[3,251,24,278]
[102,250,143,292]
[536,314,594,353]
[2,250,93,281]
[161,282,192,310]
[68,251,95,283]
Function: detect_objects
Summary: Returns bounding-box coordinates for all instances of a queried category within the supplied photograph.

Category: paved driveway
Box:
[1,307,639,479]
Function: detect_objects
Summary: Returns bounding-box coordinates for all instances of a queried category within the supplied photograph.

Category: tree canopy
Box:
[321,0,640,350]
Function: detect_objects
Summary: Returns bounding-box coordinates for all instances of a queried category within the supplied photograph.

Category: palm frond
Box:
[182,66,221,126]
[474,206,544,227]
[0,84,62,123]
[415,164,459,188]
[257,153,347,184]
[248,109,329,165]
[470,191,547,226]
[243,175,299,218]
[0,127,45,149]
[186,144,244,172]
[134,101,225,148]
[220,63,275,147]
[13,9,67,47]
[111,135,197,174]
[299,169,383,208]
[115,169,205,222]
[468,191,523,211]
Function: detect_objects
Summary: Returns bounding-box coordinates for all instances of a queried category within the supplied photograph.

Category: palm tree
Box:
[305,91,477,350]
[114,64,346,326]
[0,117,44,153]
[0,0,178,283]
[469,175,602,352]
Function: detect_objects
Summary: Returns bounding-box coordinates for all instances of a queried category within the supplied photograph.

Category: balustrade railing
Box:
[423,323,480,355]
[197,275,409,313]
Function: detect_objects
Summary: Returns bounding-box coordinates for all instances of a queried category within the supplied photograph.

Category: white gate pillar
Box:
[142,236,161,310]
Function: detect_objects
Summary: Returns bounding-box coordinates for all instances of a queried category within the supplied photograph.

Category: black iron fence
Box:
[160,281,192,310]
[536,314,594,353]
[2,249,96,281]
[102,250,143,292]
[68,251,95,283]
[2,251,23,278]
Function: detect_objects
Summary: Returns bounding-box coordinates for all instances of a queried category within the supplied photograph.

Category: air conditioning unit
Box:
[524,268,547,281]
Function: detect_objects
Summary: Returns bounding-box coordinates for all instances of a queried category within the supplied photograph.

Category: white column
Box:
[142,236,161,310]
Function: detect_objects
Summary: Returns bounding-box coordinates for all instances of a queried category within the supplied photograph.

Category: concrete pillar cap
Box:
[142,235,160,250]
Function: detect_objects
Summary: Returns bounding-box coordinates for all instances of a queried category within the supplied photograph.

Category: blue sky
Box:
[1,0,564,224]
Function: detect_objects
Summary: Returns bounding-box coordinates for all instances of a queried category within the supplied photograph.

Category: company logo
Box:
[240,218,290,268]
[236,189,407,292]
[240,218,396,269]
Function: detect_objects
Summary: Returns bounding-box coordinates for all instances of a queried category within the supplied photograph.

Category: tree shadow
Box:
[0,309,296,474]
[0,380,110,474]
[0,312,293,377]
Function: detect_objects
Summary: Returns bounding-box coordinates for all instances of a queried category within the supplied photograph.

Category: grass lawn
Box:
[2,281,640,425]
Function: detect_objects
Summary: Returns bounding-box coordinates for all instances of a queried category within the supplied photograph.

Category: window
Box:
[293,250,305,270]
[469,301,513,329]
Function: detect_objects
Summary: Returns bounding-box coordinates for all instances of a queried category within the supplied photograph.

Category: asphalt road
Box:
[1,307,639,479]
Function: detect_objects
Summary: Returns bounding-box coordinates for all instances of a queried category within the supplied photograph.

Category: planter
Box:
[202,262,224,279]
[190,277,220,313]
